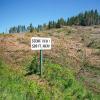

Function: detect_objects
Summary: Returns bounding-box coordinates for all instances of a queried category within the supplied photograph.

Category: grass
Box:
[0,56,99,100]
[0,59,50,100]
[25,57,99,100]
[43,60,95,100]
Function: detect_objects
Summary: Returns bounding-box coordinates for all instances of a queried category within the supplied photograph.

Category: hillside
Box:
[0,25,100,99]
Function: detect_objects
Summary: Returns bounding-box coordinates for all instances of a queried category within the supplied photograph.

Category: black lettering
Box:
[38,44,41,48]
[47,44,50,47]
[32,39,40,43]
[43,44,46,48]
[42,44,50,48]
[32,44,37,48]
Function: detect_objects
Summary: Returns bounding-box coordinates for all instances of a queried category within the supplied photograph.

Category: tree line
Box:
[9,18,67,33]
[9,9,100,33]
[67,9,100,26]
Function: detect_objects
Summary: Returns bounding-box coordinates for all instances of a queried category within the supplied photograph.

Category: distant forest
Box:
[9,10,100,33]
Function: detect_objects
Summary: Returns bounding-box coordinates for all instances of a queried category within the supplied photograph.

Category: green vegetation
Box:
[0,53,100,100]
[0,59,50,100]
[43,60,94,100]
[25,56,39,75]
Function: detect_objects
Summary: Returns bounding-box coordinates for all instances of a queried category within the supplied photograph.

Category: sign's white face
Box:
[31,37,51,50]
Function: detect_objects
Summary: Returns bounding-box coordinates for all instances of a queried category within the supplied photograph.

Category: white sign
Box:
[31,37,51,50]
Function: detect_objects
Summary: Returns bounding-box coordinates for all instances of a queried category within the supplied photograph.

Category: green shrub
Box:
[26,55,39,75]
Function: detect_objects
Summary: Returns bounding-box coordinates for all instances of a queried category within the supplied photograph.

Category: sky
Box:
[0,0,100,33]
